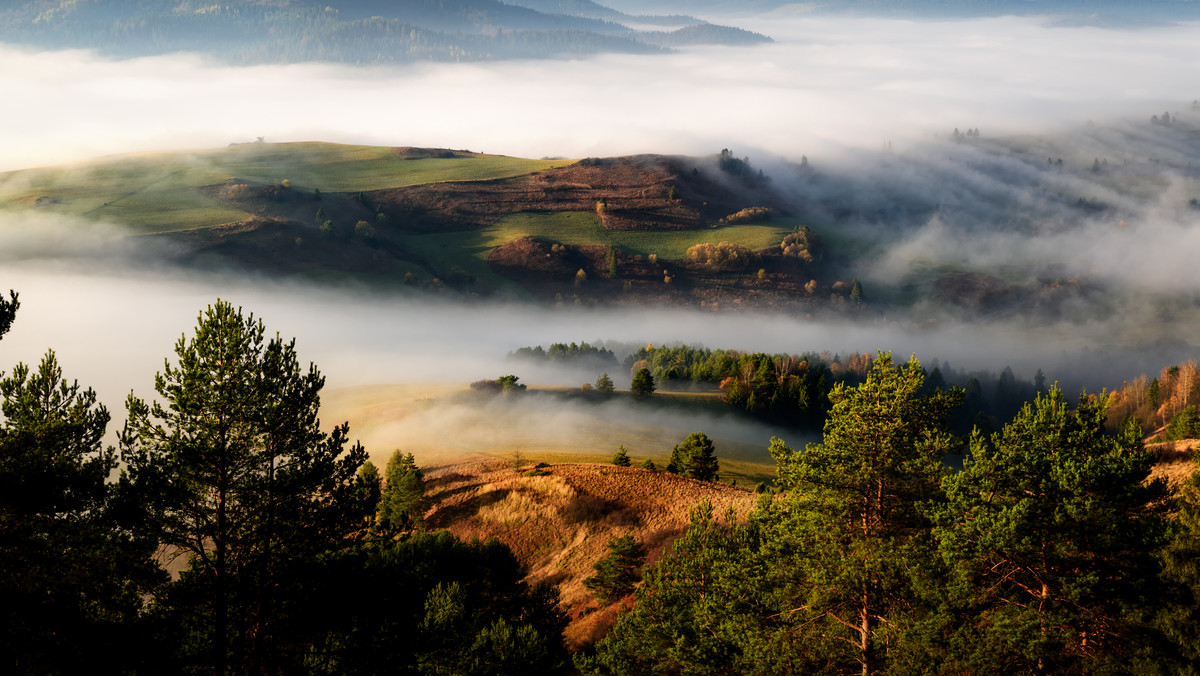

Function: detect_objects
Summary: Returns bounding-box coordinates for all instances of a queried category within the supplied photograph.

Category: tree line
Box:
[0,294,568,675]
[514,339,1053,434]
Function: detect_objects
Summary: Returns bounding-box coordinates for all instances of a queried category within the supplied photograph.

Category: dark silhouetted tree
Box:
[379,450,424,534]
[120,300,368,674]
[630,368,655,397]
[1,350,162,674]
[0,290,16,340]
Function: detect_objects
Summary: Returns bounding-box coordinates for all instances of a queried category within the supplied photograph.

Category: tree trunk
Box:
[216,464,228,676]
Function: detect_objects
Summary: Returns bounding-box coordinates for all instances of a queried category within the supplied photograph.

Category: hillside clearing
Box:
[422,458,760,649]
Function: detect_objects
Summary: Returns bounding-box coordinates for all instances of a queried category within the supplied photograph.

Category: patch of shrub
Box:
[686,241,759,271]
[780,227,816,262]
[719,206,773,225]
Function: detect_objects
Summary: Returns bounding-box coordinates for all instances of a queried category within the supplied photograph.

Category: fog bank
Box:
[2,16,1198,171]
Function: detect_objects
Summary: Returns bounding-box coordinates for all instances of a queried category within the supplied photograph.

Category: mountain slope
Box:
[0,0,768,62]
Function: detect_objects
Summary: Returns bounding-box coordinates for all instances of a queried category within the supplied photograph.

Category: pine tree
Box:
[120,300,368,674]
[379,450,424,533]
[353,460,382,532]
[666,432,719,481]
[0,351,162,673]
[583,535,647,605]
[849,277,865,304]
[595,372,615,394]
[765,353,962,674]
[630,368,655,397]
[930,386,1169,671]
[612,445,631,467]
[0,289,16,340]
[1158,469,1200,666]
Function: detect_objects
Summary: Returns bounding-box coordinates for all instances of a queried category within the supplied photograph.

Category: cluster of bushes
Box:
[685,241,759,271]
[719,206,773,225]
[779,225,816,262]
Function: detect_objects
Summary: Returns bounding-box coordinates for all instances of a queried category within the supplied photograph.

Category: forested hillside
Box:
[5,288,1200,673]
[0,0,769,63]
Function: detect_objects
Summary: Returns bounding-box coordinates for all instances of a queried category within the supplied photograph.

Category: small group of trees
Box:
[719,206,773,225]
[684,241,759,271]
[470,374,527,394]
[511,341,618,368]
[1,296,569,674]
[779,226,817,262]
[1108,360,1200,435]
[580,353,1182,674]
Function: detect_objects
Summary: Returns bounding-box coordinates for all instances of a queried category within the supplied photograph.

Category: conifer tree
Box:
[120,300,367,674]
[583,535,646,605]
[929,386,1169,672]
[595,372,615,394]
[612,445,631,467]
[766,353,962,674]
[1,350,162,674]
[849,277,865,304]
[0,289,16,341]
[379,450,424,533]
[666,431,718,481]
[630,368,655,397]
[1158,469,1200,666]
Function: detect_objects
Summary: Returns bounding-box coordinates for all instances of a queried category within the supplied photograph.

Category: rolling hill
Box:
[0,141,840,309]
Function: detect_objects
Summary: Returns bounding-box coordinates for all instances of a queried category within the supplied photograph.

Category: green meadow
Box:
[0,142,575,233]
[394,210,803,284]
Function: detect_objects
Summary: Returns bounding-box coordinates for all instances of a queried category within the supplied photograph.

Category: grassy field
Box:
[0,142,575,233]
[393,210,804,285]
[488,211,802,259]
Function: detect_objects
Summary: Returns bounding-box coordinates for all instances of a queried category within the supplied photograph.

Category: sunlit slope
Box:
[0,142,823,307]
[0,142,576,233]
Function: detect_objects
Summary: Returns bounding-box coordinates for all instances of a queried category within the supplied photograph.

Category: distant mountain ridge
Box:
[598,0,1200,21]
[0,0,771,63]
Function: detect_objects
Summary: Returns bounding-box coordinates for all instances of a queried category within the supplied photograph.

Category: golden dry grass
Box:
[421,458,759,649]
[1148,439,1197,488]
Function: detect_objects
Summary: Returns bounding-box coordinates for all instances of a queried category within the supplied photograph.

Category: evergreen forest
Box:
[4,289,1200,674]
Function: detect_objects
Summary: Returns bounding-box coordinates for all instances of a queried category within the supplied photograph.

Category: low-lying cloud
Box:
[1,16,1198,172]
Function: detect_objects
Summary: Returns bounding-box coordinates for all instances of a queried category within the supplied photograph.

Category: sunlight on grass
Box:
[0,142,575,233]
